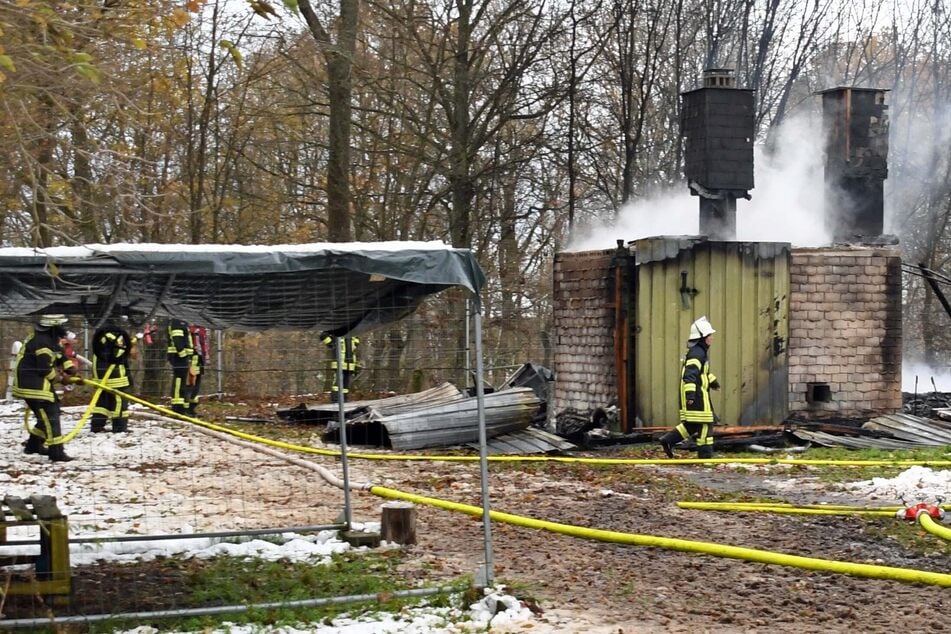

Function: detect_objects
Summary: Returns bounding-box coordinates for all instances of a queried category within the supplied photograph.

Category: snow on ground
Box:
[846,465,951,503]
[0,399,371,565]
[1,399,546,632]
[119,586,536,634]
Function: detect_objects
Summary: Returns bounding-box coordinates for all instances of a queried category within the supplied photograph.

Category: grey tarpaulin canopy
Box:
[0,239,498,583]
[0,242,486,333]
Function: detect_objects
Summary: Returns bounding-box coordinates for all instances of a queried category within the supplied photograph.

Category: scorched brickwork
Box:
[787,247,902,418]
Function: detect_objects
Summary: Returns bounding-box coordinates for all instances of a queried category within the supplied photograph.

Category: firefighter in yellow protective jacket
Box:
[13,314,78,462]
[321,333,359,403]
[659,316,720,459]
[167,319,197,415]
[90,317,137,433]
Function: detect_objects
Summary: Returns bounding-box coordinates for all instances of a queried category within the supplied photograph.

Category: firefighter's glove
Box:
[710,380,721,390]
[188,365,200,377]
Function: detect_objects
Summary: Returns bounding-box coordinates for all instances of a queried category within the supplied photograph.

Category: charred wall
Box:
[552,249,618,416]
[787,247,902,419]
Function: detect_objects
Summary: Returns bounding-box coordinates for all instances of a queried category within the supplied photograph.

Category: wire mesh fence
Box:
[0,288,550,625]
[2,292,551,406]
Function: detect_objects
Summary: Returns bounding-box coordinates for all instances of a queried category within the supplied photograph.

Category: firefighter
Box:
[167,318,196,415]
[321,333,359,403]
[13,314,78,462]
[186,325,208,414]
[90,317,137,432]
[659,316,720,459]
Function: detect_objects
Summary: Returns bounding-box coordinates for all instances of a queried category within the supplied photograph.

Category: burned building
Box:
[553,85,901,430]
[552,240,903,429]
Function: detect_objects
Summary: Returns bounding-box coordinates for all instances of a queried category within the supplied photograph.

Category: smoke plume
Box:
[565,113,831,251]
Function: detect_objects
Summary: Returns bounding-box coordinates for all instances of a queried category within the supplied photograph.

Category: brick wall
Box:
[788,247,902,419]
[552,249,618,415]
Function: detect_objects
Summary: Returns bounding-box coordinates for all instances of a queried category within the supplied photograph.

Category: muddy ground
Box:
[2,407,950,633]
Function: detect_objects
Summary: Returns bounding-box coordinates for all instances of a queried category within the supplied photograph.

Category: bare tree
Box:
[298,0,359,242]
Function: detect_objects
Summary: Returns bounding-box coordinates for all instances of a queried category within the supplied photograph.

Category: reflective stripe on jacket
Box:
[679,341,717,424]
[167,319,194,361]
[92,326,133,388]
[323,336,359,371]
[13,330,76,402]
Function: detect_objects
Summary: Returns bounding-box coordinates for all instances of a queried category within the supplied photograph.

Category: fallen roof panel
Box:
[862,414,951,445]
[469,428,577,455]
[791,429,934,449]
[325,388,543,450]
[277,383,465,424]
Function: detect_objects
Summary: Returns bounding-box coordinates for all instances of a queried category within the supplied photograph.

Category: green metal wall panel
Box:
[633,239,789,427]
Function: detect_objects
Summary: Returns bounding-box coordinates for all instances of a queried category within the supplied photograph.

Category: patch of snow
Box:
[846,466,951,503]
[116,586,536,633]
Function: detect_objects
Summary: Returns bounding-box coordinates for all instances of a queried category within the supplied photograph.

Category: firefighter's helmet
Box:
[689,316,716,340]
[37,314,68,328]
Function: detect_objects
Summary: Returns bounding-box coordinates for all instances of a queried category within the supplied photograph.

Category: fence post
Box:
[216,330,224,398]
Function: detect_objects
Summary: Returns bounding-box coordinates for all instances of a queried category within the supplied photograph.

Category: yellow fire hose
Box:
[72,377,951,468]
[919,514,951,542]
[370,486,951,587]
[682,502,903,512]
[56,378,951,588]
[676,502,898,517]
[25,365,115,445]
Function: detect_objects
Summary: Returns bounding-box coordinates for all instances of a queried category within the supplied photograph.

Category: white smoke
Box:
[902,361,951,393]
[565,112,831,251]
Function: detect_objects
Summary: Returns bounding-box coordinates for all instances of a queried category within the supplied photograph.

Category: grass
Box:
[84,550,468,633]
[863,518,951,558]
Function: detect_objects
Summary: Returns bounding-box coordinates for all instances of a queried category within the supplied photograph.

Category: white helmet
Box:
[37,314,68,328]
[689,316,716,340]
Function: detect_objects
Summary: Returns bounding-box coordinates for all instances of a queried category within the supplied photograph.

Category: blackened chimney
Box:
[681,69,754,240]
[820,87,889,241]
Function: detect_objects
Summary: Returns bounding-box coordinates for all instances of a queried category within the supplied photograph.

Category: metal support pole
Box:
[473,305,495,585]
[464,300,472,392]
[335,336,353,529]
[216,329,224,397]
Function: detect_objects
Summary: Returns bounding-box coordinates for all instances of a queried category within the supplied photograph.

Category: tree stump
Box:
[381,501,417,545]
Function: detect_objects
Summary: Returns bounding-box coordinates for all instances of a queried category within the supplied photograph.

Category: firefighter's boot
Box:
[91,414,108,433]
[48,444,75,462]
[23,434,48,456]
[697,444,714,459]
[112,418,129,433]
[171,404,187,415]
[659,431,680,458]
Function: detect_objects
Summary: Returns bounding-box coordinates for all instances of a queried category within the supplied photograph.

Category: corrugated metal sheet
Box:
[322,388,542,450]
[791,414,951,448]
[791,429,928,449]
[863,414,951,445]
[632,239,790,427]
[468,428,577,455]
[277,383,465,424]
